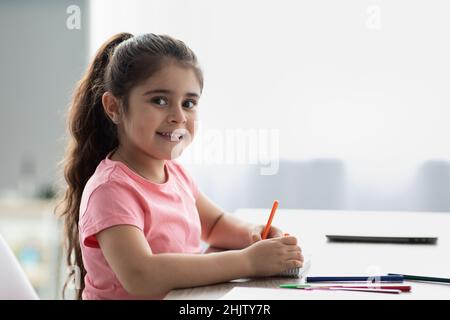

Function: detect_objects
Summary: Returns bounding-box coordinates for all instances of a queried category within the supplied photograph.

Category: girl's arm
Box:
[97,225,301,298]
[196,192,283,249]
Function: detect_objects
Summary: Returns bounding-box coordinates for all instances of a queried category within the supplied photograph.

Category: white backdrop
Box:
[89,0,450,212]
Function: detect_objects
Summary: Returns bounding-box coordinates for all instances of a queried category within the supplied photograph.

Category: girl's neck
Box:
[111,146,167,184]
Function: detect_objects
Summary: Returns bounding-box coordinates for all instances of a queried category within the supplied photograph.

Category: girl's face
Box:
[119,62,201,160]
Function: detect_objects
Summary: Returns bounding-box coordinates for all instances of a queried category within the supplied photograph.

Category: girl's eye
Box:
[183,99,197,109]
[151,97,168,106]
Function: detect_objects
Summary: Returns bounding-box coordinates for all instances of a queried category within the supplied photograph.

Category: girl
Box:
[58,32,303,300]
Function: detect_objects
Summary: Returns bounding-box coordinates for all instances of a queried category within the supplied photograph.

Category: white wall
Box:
[0,0,89,197]
[89,0,450,212]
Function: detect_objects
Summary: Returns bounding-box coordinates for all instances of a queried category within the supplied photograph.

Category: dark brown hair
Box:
[56,32,203,299]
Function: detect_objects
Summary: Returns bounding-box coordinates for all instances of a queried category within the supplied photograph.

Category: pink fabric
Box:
[78,153,202,300]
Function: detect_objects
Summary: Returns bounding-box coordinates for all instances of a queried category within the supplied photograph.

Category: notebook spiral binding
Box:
[277,259,311,278]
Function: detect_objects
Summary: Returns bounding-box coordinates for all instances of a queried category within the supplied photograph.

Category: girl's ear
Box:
[102,91,122,124]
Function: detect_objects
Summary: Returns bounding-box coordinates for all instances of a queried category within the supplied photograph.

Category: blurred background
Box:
[0,0,449,299]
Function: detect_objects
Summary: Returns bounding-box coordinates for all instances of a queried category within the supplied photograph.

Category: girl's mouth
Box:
[156,131,184,142]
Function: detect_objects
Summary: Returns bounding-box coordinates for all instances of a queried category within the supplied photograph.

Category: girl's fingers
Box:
[281,236,297,245]
[287,245,302,253]
[286,260,303,269]
[251,232,262,243]
[250,225,265,242]
[288,251,304,261]
[268,226,283,238]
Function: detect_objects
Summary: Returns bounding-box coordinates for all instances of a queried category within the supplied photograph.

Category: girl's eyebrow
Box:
[142,89,200,98]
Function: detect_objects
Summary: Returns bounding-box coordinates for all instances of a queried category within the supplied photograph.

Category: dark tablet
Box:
[326,235,438,244]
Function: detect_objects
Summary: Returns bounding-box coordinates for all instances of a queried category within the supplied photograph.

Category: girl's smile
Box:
[155,128,188,142]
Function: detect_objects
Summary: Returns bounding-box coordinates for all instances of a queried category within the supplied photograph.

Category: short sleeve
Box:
[79,181,146,248]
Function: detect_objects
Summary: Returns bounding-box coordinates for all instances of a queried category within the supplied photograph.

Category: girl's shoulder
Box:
[86,158,133,190]
[81,159,136,206]
[79,160,142,221]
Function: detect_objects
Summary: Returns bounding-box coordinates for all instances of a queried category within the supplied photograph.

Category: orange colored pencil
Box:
[262,200,279,239]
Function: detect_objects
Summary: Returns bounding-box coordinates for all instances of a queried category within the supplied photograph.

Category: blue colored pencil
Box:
[306,275,404,283]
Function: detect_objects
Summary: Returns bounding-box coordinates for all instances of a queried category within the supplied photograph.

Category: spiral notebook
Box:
[277,259,311,278]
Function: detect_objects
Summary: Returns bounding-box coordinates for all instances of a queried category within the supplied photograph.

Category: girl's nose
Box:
[168,105,187,123]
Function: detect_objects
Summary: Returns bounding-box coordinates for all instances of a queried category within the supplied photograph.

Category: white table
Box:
[166,209,450,300]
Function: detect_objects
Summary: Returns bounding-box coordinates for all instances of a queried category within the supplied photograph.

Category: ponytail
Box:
[57,32,133,300]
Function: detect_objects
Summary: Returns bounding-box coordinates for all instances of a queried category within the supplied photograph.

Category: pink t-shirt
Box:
[78,153,202,300]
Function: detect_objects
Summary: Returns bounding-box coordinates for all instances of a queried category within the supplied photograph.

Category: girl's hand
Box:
[242,236,303,277]
[249,224,283,244]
